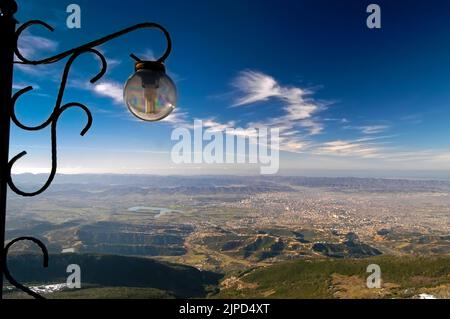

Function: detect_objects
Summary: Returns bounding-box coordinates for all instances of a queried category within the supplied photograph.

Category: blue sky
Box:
[9,0,450,176]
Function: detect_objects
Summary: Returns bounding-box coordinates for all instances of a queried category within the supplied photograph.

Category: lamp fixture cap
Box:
[135,61,166,73]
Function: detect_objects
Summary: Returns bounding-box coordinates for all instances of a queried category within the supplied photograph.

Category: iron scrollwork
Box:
[3,18,172,299]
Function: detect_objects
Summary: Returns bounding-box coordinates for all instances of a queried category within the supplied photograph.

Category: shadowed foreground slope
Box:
[4,253,222,298]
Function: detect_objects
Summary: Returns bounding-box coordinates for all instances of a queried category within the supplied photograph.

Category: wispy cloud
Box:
[371,149,450,167]
[16,32,59,59]
[14,32,59,76]
[233,71,282,106]
[84,70,401,161]
[161,108,190,127]
[227,70,327,151]
[232,71,321,120]
[358,125,389,135]
[308,135,450,165]
[314,139,382,158]
[93,81,123,104]
[167,70,325,153]
[232,70,324,134]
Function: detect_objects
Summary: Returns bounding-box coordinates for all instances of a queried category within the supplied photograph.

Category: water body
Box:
[127,206,182,219]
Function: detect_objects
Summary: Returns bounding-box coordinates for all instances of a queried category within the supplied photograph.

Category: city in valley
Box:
[4,174,450,299]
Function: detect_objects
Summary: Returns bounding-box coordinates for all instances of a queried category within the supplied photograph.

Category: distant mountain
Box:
[11,174,450,193]
[280,176,450,192]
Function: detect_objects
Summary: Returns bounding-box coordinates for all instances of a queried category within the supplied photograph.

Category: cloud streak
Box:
[232,71,324,136]
[314,140,382,158]
[75,69,409,163]
[93,81,124,104]
[16,32,59,59]
[14,32,59,76]
[232,71,321,123]
[358,125,389,135]
[229,70,326,152]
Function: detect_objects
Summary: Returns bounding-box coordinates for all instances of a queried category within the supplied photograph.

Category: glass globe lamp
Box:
[124,61,177,121]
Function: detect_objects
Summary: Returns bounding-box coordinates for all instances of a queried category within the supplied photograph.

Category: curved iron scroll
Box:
[4,19,172,298]
[8,19,172,195]
[14,20,172,65]
[8,48,102,196]
[3,237,49,299]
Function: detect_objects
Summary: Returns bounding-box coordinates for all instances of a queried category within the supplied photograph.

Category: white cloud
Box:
[232,71,323,137]
[233,71,281,106]
[299,119,323,136]
[227,70,326,152]
[93,81,124,104]
[233,71,318,120]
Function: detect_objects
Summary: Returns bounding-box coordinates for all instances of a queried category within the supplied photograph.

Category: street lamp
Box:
[0,0,176,299]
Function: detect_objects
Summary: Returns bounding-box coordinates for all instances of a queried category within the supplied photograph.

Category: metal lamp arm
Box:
[0,0,174,300]
[14,20,172,65]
